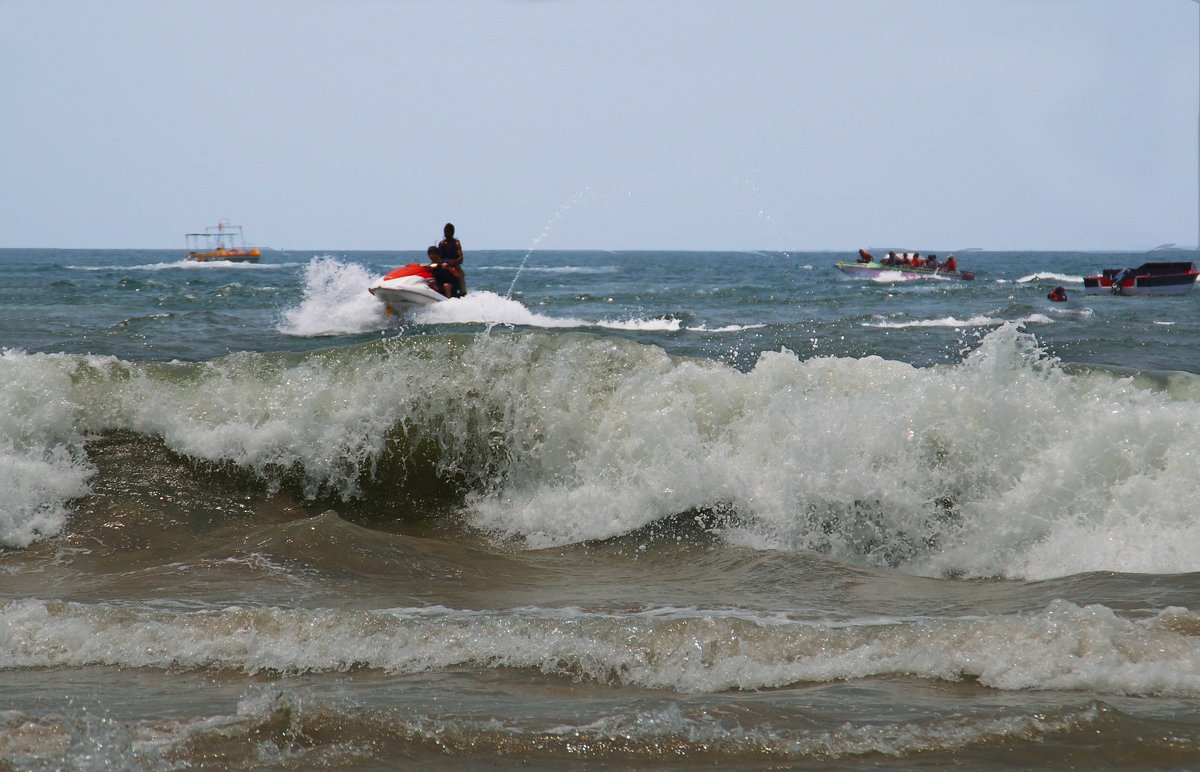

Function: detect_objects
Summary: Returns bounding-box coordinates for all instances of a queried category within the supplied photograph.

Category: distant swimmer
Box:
[1048,286,1068,302]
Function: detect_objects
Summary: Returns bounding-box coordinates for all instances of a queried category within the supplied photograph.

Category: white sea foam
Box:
[1046,305,1094,318]
[596,316,682,332]
[0,677,1108,768]
[1015,272,1084,285]
[457,323,1200,580]
[414,291,589,328]
[4,322,1200,581]
[866,313,1052,329]
[2,598,1198,697]
[418,290,680,332]
[0,350,96,548]
[278,257,685,335]
[276,256,388,335]
[685,323,767,333]
[867,272,920,283]
[67,259,304,272]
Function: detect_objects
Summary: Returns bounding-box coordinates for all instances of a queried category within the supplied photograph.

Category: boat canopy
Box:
[186,220,252,252]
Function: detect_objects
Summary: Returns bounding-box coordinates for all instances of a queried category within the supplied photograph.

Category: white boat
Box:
[368,263,447,314]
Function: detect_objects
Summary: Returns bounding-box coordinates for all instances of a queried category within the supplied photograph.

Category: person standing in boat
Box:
[437,222,466,297]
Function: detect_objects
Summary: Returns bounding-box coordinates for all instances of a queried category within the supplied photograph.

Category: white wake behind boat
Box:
[368,263,447,314]
[835,261,975,281]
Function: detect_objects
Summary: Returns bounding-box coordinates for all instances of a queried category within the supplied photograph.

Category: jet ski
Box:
[368,263,447,314]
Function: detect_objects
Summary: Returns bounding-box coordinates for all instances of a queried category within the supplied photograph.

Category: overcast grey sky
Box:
[1,0,1196,251]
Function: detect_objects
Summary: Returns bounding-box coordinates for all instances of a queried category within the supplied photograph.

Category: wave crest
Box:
[4,325,1200,580]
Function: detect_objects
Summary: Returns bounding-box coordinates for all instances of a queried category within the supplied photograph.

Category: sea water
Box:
[2,247,1200,769]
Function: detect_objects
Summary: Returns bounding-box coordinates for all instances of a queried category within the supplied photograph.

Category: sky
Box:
[1,0,1197,252]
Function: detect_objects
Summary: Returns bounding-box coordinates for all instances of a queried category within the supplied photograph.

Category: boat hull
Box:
[835,261,975,281]
[1082,262,1198,296]
[368,264,446,314]
[186,249,261,263]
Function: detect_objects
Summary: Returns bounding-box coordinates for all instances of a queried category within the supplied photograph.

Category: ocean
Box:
[2,246,1200,770]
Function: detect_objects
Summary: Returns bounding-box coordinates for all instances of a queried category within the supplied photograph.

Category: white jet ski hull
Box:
[368,269,446,314]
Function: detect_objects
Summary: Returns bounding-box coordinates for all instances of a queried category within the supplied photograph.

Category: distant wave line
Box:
[475,265,620,275]
[1013,273,1085,284]
[865,313,1053,329]
[67,261,307,272]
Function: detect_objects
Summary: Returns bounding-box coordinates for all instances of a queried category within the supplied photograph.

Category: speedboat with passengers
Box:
[1082,261,1199,296]
[836,251,974,281]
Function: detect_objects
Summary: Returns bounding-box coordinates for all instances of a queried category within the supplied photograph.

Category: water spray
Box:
[506,188,591,299]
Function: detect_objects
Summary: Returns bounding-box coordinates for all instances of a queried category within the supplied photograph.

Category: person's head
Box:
[444,222,455,238]
[427,245,438,258]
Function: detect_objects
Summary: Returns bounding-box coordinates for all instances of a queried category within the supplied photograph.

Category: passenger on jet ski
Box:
[428,245,457,298]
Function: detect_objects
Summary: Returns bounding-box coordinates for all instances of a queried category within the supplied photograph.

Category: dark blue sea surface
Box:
[2,246,1200,769]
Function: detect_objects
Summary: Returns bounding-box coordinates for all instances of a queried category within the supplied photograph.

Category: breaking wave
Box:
[4,323,1200,581]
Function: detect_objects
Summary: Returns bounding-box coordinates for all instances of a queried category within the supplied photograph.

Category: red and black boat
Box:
[1082,261,1198,296]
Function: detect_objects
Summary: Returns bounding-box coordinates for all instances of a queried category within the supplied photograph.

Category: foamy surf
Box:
[276,257,385,336]
[278,257,687,335]
[0,680,1127,769]
[0,349,98,548]
[67,259,304,272]
[2,597,1198,697]
[1015,272,1085,284]
[8,246,1200,771]
[866,313,1054,329]
[6,323,1200,581]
